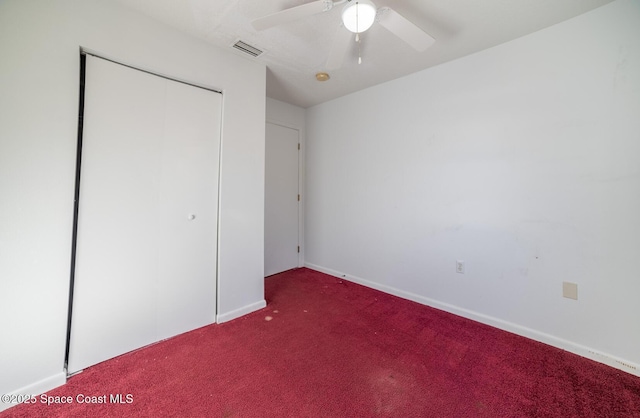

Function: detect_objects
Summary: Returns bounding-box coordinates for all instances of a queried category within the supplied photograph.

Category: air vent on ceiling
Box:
[232,40,263,58]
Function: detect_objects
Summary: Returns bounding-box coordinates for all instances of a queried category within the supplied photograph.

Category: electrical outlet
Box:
[456,260,465,274]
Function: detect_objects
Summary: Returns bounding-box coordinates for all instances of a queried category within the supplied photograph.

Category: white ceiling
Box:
[114,0,614,108]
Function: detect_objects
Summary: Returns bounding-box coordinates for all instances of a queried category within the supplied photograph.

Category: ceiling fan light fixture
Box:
[342,0,376,33]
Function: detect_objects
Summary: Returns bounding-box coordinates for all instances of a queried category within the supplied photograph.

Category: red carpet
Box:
[4,268,640,417]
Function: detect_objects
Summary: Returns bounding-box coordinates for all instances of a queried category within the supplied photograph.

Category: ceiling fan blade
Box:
[376,7,435,52]
[252,0,331,31]
[326,26,352,70]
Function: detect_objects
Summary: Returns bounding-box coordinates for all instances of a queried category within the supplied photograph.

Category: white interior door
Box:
[68,55,221,373]
[265,122,299,276]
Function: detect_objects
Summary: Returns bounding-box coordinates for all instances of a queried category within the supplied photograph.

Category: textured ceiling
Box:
[114,0,614,108]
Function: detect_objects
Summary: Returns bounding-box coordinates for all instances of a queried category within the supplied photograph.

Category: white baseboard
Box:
[217,299,266,323]
[0,372,66,412]
[304,262,640,378]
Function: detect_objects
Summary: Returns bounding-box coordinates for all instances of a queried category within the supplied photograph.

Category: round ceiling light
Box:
[341,0,377,33]
[316,72,330,82]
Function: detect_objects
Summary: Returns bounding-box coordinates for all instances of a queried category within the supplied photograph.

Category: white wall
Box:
[305,0,640,375]
[266,98,306,130]
[0,0,265,407]
[266,98,306,266]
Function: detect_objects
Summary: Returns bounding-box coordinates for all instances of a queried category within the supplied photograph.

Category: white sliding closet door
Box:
[68,55,221,373]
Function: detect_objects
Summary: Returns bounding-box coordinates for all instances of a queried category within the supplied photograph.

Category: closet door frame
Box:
[65,51,223,374]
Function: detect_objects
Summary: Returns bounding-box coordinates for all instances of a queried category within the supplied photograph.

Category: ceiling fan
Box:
[252,0,435,70]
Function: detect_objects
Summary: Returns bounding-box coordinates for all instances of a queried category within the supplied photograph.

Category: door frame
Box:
[265,119,304,270]
[66,50,223,374]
